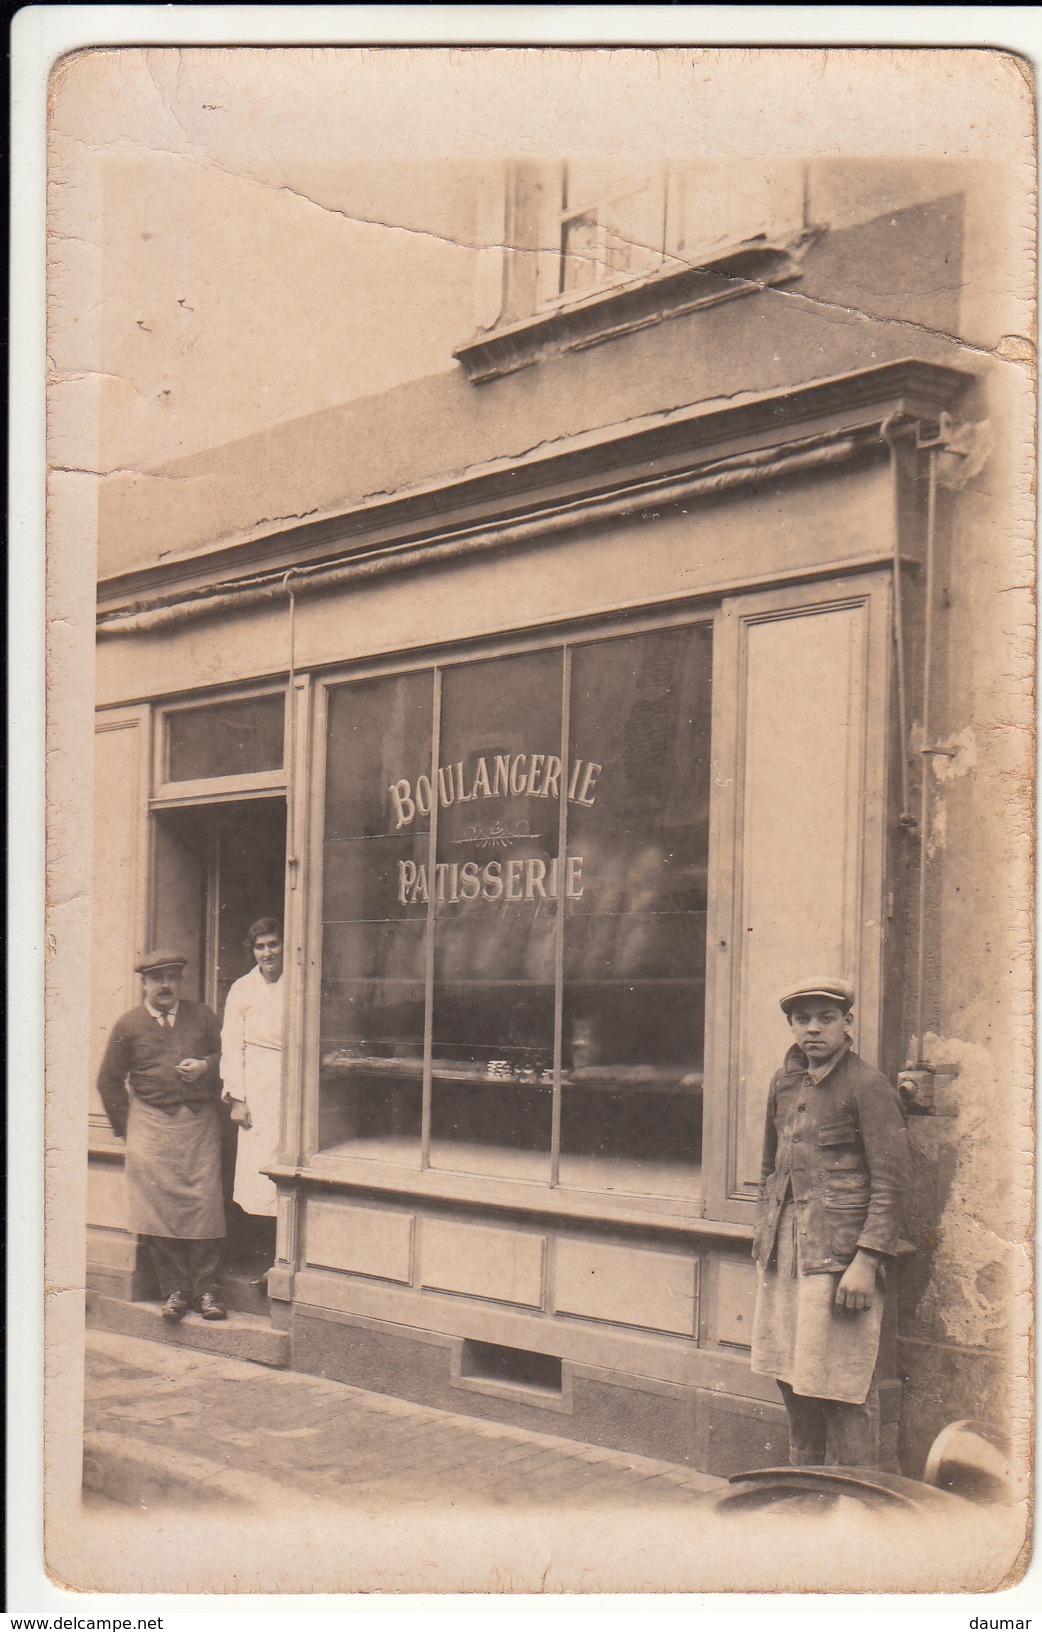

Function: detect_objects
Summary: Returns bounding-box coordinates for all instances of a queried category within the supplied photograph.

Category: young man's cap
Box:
[779,977,855,1014]
[135,948,189,976]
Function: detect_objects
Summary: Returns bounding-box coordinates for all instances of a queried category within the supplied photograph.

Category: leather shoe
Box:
[197,1292,227,1321]
[161,1291,191,1322]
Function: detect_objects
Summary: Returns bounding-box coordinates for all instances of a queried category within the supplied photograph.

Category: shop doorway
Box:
[151,796,287,1280]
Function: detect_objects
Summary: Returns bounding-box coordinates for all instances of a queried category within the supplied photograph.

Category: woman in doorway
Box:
[220,918,286,1284]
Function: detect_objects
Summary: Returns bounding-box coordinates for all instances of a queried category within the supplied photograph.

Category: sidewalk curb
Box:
[83,1429,295,1510]
[86,1329,726,1512]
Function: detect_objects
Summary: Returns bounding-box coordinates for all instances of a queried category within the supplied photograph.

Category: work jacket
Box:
[752,1043,912,1274]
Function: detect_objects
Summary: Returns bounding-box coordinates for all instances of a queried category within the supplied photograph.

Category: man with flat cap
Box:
[750,976,912,1469]
[97,949,227,1322]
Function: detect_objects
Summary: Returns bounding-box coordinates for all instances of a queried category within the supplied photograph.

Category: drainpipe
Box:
[894,415,964,1113]
[881,413,919,831]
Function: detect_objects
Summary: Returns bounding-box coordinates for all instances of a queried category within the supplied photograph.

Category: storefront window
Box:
[429,649,561,1182]
[559,629,710,1200]
[318,621,712,1199]
[319,671,433,1159]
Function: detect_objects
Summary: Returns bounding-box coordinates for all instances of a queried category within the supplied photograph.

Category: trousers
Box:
[777,1378,880,1469]
[145,1235,223,1300]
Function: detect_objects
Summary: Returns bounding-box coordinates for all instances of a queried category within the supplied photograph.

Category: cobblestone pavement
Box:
[85,1327,722,1511]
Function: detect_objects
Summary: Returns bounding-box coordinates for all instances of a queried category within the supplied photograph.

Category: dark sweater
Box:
[97,1001,222,1139]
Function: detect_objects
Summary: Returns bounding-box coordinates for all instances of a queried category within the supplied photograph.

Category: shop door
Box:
[151,797,287,1264]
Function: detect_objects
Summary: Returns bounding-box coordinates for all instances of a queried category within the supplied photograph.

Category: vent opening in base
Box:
[460,1339,563,1395]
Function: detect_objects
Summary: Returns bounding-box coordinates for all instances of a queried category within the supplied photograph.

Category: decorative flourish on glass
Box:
[453,817,543,849]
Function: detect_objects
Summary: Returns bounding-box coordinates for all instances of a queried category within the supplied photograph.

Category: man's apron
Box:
[125,1096,226,1239]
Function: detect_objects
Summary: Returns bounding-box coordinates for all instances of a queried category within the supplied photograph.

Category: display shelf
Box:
[321,1051,704,1095]
[324,975,702,987]
[566,1066,703,1096]
[562,977,705,986]
[322,976,426,985]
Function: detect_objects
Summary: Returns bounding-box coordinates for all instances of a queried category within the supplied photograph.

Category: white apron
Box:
[220,967,285,1218]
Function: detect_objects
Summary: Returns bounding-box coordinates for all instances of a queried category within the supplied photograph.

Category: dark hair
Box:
[244,917,282,951]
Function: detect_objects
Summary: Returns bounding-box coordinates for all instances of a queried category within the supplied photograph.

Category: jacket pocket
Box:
[817,1119,858,1146]
[825,1207,865,1263]
[818,1119,864,1173]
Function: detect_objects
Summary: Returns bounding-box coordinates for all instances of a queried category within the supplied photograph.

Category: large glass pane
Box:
[559,625,712,1200]
[166,693,284,782]
[429,650,563,1183]
[318,672,434,1160]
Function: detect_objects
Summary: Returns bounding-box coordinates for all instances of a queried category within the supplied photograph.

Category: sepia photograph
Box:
[30,22,1035,1604]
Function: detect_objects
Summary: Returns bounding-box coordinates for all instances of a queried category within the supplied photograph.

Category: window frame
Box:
[528,161,806,317]
[533,164,675,313]
[303,604,719,1218]
[152,682,290,805]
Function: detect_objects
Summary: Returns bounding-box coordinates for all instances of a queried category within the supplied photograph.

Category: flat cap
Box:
[135,948,189,976]
[779,976,855,1014]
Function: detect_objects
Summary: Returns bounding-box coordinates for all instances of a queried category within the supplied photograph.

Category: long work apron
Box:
[125,1096,226,1239]
[231,1039,281,1218]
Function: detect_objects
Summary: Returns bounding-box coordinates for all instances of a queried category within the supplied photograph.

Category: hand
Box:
[176,1057,208,1083]
[835,1251,879,1313]
[228,1100,252,1128]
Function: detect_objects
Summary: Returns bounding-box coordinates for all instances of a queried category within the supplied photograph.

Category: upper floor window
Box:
[536,160,805,310]
[553,164,671,299]
[457,158,808,381]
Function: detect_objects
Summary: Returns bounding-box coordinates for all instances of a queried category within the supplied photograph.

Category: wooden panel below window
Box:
[553,1238,699,1336]
[420,1218,547,1308]
[87,1160,129,1230]
[306,1198,414,1283]
[714,1257,758,1347]
[86,1226,138,1271]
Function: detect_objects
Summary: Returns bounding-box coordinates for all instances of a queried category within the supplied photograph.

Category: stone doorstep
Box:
[86,1291,289,1368]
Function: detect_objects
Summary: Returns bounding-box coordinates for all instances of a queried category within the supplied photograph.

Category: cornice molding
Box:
[98,358,972,629]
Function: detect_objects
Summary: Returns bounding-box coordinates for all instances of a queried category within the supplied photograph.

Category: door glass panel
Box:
[559,625,712,1199]
[319,672,434,1161]
[428,649,562,1183]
